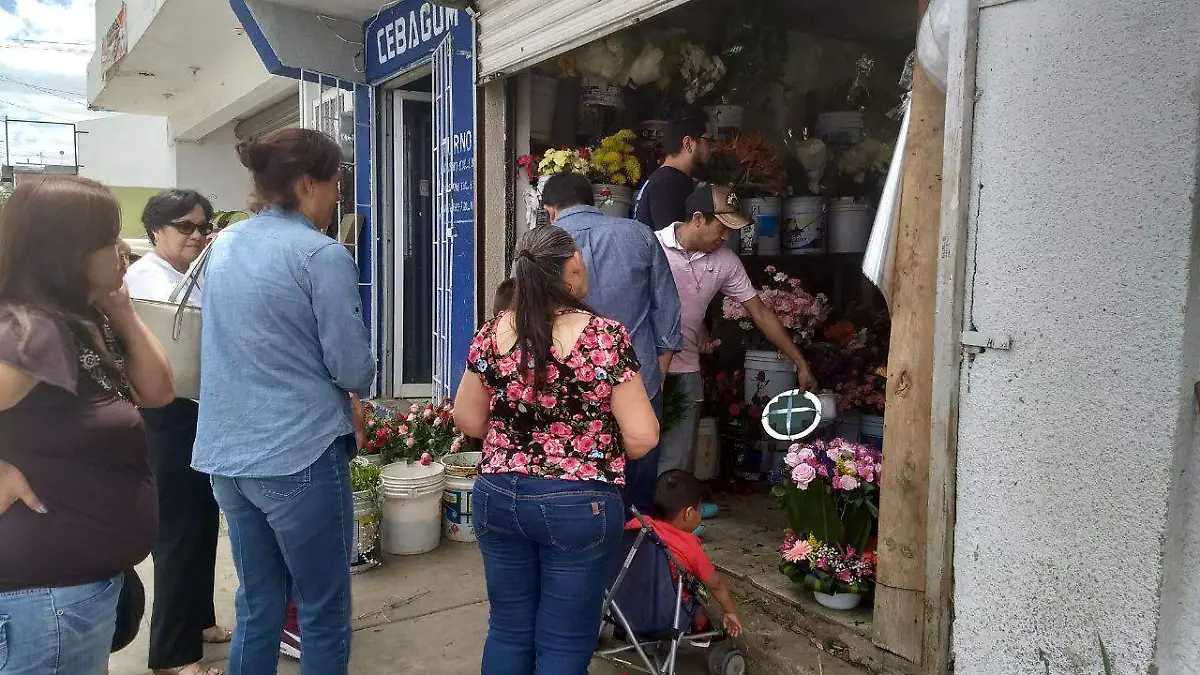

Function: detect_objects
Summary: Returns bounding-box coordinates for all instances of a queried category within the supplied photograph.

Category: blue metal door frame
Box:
[364,1,476,400]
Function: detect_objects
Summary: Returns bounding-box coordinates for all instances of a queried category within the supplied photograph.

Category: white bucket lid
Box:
[381,461,445,484]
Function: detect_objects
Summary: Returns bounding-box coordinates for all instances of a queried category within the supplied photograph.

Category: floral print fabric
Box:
[467,312,641,484]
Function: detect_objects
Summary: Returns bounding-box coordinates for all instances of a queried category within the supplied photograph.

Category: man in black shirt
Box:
[634,114,715,230]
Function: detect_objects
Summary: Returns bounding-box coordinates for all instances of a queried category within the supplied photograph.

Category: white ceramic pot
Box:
[814,591,863,610]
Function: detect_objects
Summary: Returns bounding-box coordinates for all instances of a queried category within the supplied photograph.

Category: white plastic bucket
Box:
[593,184,634,219]
[837,411,862,444]
[783,197,826,255]
[859,414,884,452]
[529,74,558,143]
[380,461,446,556]
[743,350,798,405]
[741,197,783,256]
[581,84,624,108]
[351,490,381,573]
[441,452,482,543]
[816,111,864,146]
[704,105,744,137]
[827,199,874,253]
[693,418,721,481]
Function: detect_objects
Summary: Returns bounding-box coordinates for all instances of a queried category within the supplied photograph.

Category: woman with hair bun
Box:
[192,128,374,675]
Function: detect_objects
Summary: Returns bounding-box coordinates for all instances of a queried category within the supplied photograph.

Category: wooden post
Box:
[924,0,979,672]
[871,35,946,665]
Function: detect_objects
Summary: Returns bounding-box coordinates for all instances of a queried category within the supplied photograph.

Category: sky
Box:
[0,0,98,166]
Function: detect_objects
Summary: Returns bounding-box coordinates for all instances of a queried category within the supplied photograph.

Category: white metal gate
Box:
[431,36,455,400]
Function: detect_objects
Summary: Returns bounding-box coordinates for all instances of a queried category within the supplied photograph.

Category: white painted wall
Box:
[77,114,173,188]
[951,0,1200,673]
[172,120,251,212]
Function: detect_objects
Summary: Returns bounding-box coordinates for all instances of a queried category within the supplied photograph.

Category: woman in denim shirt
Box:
[455,225,659,675]
[192,128,374,675]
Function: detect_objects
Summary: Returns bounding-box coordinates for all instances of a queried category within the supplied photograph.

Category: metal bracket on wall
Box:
[961,331,1013,355]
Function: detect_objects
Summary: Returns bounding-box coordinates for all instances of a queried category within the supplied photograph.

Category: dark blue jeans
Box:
[622,392,663,515]
[210,436,354,675]
[474,474,624,675]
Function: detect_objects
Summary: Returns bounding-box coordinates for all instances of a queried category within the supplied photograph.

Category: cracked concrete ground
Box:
[108,535,696,674]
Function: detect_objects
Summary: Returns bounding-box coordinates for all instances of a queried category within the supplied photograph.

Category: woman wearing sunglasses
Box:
[125,190,228,675]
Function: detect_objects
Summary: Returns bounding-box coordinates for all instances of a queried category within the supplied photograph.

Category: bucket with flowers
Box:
[367,400,466,556]
[772,438,882,608]
[588,129,643,218]
[722,266,829,405]
[518,147,593,229]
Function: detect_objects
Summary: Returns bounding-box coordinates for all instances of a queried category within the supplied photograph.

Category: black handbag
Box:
[110,568,145,653]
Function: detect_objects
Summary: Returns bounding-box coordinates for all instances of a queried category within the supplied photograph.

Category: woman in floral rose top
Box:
[455,225,659,675]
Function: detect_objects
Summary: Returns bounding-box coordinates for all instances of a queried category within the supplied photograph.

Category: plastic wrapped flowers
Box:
[589,129,642,187]
[537,147,591,177]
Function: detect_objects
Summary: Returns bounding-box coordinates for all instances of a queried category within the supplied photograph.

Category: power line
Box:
[5,38,91,47]
[0,74,85,103]
[0,99,76,123]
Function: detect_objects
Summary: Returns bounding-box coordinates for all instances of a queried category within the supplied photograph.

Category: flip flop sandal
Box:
[202,626,233,644]
[154,665,224,675]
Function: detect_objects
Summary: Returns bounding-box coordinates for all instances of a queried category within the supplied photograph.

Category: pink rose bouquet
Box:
[772,438,882,566]
[722,266,829,351]
[365,399,466,465]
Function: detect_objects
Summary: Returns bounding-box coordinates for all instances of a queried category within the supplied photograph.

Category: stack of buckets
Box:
[441,452,483,543]
[741,351,798,481]
[380,461,446,556]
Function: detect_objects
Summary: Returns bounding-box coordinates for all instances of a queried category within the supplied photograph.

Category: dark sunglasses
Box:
[167,219,213,237]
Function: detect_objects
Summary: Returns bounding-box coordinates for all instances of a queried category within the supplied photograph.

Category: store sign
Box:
[100,3,127,80]
[365,0,465,82]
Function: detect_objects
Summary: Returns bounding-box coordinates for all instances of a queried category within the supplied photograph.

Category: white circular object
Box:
[760,389,824,441]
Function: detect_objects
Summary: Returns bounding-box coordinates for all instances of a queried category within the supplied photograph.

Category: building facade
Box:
[87,0,1200,673]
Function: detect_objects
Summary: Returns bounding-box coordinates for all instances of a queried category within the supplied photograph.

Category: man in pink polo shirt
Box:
[655,183,816,475]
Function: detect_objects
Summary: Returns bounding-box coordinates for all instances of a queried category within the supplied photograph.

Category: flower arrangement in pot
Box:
[773,438,883,608]
[518,147,593,228]
[365,399,465,467]
[708,135,790,254]
[349,458,383,572]
[588,129,642,218]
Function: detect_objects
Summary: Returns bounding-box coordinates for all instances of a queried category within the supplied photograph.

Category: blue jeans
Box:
[0,575,122,675]
[211,436,354,675]
[622,392,663,515]
[475,474,624,675]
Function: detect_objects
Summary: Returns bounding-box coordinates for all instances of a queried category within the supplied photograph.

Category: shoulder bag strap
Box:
[166,243,213,339]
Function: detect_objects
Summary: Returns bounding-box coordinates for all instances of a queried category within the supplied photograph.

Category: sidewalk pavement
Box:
[109,534,669,674]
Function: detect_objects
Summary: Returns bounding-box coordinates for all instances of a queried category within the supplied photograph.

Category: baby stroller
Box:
[595,507,747,675]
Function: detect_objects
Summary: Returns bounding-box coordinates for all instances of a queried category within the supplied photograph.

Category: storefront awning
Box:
[229,0,382,84]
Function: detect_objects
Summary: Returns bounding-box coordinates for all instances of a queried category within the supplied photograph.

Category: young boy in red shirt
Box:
[626,470,742,638]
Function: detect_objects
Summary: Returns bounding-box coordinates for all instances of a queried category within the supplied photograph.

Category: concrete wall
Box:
[172,120,251,212]
[952,0,1200,673]
[77,114,173,188]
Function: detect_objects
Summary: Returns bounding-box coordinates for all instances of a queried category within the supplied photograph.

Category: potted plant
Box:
[773,438,883,609]
[366,400,464,556]
[806,308,890,449]
[709,135,789,255]
[518,147,592,229]
[349,458,383,573]
[588,129,642,218]
[828,137,892,253]
[722,266,829,400]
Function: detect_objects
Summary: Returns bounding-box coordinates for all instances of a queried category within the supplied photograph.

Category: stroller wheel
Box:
[708,646,747,675]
